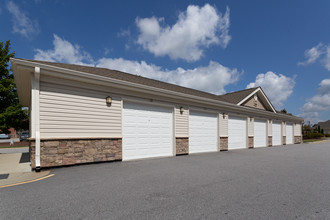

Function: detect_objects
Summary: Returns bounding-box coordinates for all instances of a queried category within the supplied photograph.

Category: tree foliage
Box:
[0,40,29,134]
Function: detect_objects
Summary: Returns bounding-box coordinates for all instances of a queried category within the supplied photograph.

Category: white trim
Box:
[237,88,276,113]
[33,67,41,168]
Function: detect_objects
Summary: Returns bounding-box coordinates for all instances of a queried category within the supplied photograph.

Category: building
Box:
[318,120,330,134]
[11,58,303,171]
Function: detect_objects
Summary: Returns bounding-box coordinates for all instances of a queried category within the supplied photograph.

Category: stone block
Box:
[268,136,272,147]
[176,137,189,155]
[248,137,254,148]
[220,137,228,151]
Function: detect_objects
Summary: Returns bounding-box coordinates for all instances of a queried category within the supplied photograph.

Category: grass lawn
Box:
[0,141,29,148]
[0,145,28,149]
[303,138,327,143]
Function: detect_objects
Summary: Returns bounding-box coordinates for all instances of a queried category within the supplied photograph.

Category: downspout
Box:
[33,67,41,171]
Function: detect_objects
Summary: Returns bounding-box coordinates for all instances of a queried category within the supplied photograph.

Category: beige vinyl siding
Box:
[268,120,272,136]
[294,123,302,136]
[39,77,122,138]
[282,122,286,136]
[243,96,266,110]
[248,117,254,136]
[219,114,228,137]
[175,107,188,137]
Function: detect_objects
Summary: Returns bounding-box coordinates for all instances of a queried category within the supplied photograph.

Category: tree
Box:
[0,40,29,134]
[280,109,287,114]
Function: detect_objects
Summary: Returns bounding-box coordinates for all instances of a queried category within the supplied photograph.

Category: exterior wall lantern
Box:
[222,113,227,119]
[180,107,184,114]
[106,96,112,105]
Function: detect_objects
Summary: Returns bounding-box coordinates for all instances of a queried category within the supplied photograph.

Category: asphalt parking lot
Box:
[1,142,330,219]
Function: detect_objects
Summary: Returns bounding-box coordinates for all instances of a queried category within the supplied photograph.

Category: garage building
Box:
[11,58,303,170]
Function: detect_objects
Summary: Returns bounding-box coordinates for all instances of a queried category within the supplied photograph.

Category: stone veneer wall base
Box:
[220,137,228,151]
[29,138,122,169]
[282,136,286,145]
[294,136,302,144]
[268,136,272,147]
[248,137,254,148]
[176,137,189,155]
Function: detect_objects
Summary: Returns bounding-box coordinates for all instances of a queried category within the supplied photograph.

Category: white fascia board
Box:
[11,58,303,123]
[237,87,276,113]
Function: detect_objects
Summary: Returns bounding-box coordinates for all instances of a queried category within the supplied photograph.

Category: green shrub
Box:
[304,133,324,139]
[325,134,330,137]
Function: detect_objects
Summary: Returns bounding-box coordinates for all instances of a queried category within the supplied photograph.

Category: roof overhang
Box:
[10,58,304,123]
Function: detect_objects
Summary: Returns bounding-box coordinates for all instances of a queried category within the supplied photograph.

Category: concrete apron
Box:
[0,152,50,187]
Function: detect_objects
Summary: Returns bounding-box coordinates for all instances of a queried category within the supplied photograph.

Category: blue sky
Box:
[1,0,330,124]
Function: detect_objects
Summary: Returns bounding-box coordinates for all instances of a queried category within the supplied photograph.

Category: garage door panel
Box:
[228,116,247,150]
[123,102,173,161]
[189,111,218,154]
[286,123,293,144]
[272,122,281,146]
[254,119,267,148]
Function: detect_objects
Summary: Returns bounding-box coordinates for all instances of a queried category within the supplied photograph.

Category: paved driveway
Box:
[1,143,330,219]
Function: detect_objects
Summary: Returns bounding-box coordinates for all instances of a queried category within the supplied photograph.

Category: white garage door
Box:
[272,122,282,146]
[123,102,173,161]
[228,116,247,150]
[189,111,218,153]
[254,119,267,148]
[286,123,293,144]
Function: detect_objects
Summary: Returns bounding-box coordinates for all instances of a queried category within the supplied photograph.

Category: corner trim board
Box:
[33,66,41,168]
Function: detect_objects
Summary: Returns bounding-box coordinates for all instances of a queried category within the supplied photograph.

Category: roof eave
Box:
[11,58,304,123]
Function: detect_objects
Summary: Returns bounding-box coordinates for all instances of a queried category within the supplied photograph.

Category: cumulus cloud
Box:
[298,43,330,71]
[246,71,295,109]
[6,1,40,38]
[298,43,324,66]
[34,34,94,65]
[35,34,240,94]
[324,46,330,71]
[136,4,231,62]
[98,58,239,94]
[300,78,330,124]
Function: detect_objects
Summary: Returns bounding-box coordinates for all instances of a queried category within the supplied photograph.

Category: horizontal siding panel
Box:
[248,118,254,136]
[40,81,110,98]
[39,106,121,117]
[40,115,119,122]
[39,80,122,138]
[41,134,121,138]
[40,93,106,106]
[175,108,188,137]
[40,98,121,112]
[294,123,302,136]
[268,120,272,136]
[40,120,121,127]
[219,116,228,137]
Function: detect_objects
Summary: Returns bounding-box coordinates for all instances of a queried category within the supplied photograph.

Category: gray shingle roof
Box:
[217,87,258,104]
[318,120,330,129]
[16,58,259,106]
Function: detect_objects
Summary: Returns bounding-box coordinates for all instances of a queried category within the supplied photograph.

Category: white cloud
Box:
[247,71,295,109]
[117,28,131,37]
[298,43,330,71]
[35,34,240,95]
[34,34,94,65]
[300,78,330,124]
[136,4,231,62]
[6,1,40,38]
[323,46,330,71]
[98,58,240,94]
[298,43,324,66]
